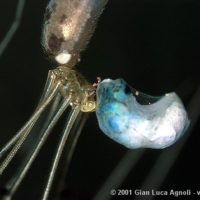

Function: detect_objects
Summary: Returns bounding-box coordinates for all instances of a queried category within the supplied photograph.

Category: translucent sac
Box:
[96,79,190,149]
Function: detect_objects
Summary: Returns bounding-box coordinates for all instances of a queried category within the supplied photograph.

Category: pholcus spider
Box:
[0,0,199,200]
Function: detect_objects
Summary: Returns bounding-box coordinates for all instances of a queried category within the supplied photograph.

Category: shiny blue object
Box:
[96,79,189,149]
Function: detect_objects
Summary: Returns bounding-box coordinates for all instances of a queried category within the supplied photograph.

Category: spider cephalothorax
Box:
[52,66,96,112]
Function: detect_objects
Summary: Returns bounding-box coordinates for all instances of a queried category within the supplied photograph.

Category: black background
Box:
[0,0,200,199]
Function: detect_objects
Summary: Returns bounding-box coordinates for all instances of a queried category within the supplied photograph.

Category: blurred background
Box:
[0,0,200,199]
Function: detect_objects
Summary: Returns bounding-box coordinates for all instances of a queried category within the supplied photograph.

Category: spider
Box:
[0,1,198,200]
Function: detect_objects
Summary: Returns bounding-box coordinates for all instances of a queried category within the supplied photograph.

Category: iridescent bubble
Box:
[96,79,190,149]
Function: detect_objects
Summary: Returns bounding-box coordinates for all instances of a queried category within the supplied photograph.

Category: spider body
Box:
[0,0,191,199]
[52,66,96,112]
[42,0,108,65]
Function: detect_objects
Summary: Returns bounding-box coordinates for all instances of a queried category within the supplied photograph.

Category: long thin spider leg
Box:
[42,106,81,200]
[0,83,60,175]
[0,93,60,199]
[0,116,41,160]
[134,86,200,200]
[0,134,21,160]
[63,112,88,174]
[53,112,89,200]
[0,71,57,159]
[93,149,145,200]
[38,71,57,105]
[0,112,41,160]
[0,0,26,57]
[3,96,71,199]
[38,93,62,136]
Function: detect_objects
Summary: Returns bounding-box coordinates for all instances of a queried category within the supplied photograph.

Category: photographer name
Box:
[135,189,191,197]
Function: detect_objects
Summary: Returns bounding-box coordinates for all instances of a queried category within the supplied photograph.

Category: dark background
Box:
[0,0,200,199]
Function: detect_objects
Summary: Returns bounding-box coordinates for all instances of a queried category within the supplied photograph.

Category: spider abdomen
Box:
[42,0,108,65]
